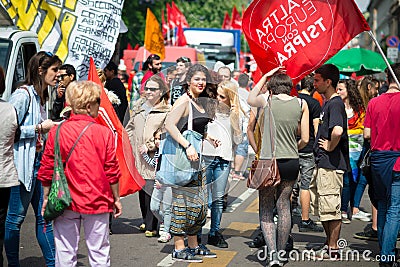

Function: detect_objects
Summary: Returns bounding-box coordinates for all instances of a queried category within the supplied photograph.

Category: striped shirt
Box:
[141,150,159,169]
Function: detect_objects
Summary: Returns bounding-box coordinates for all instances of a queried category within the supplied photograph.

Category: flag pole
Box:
[368,31,400,89]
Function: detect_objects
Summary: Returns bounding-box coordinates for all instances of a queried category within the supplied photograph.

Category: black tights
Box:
[259,180,295,253]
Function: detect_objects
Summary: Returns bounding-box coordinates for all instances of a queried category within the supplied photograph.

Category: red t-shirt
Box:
[364,92,400,170]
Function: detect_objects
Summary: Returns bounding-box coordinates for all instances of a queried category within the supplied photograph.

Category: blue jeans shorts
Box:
[235,134,248,157]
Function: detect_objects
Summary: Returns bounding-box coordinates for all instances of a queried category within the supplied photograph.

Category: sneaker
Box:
[145,230,157,237]
[159,223,165,235]
[341,212,351,224]
[352,210,372,222]
[158,231,171,243]
[208,232,228,248]
[139,223,146,232]
[353,227,378,241]
[172,248,203,263]
[299,219,324,232]
[191,244,217,258]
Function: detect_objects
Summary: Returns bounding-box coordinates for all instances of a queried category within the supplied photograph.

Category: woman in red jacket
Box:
[38,81,122,267]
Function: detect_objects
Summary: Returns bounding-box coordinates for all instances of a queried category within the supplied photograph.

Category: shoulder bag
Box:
[247,94,281,190]
[44,122,94,221]
[156,99,203,186]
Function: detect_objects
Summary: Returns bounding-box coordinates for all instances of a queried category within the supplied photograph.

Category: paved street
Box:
[6,175,383,267]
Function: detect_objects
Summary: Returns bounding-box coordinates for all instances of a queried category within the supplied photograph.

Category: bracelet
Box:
[185,143,192,149]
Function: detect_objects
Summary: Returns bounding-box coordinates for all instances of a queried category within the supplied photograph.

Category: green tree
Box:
[121,0,248,50]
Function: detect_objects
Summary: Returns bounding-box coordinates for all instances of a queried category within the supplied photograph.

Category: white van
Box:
[0,6,40,100]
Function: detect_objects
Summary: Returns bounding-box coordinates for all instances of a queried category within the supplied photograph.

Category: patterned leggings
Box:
[259,180,296,253]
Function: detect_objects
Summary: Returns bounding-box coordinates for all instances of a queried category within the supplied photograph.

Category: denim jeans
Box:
[353,144,369,209]
[150,185,172,232]
[5,164,55,267]
[204,156,230,236]
[340,172,356,212]
[377,171,400,262]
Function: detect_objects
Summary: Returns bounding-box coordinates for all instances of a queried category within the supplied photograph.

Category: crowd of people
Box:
[0,50,399,267]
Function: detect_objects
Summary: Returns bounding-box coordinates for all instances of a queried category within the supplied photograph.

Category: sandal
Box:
[232,172,245,180]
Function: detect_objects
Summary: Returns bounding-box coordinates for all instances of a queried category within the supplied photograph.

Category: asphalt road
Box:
[3,174,383,267]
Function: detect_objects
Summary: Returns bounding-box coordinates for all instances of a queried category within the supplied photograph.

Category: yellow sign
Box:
[144,8,165,60]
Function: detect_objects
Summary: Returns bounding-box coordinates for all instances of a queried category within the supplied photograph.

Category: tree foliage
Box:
[121,0,248,50]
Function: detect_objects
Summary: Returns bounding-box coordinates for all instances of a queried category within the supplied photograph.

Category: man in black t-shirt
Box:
[297,75,323,233]
[170,57,191,106]
[311,64,349,260]
[104,61,129,124]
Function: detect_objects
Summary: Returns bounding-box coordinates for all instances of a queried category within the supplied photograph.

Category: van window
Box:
[12,42,37,92]
[0,38,11,74]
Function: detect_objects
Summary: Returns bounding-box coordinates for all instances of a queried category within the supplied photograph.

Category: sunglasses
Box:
[57,74,69,80]
[145,87,160,92]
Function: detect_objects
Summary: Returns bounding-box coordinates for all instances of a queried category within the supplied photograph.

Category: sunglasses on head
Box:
[39,51,55,65]
[145,87,160,92]
[178,56,190,63]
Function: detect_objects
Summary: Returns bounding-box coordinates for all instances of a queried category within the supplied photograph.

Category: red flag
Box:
[88,58,145,197]
[172,1,189,28]
[161,8,168,37]
[133,44,139,50]
[222,12,231,29]
[176,23,187,46]
[166,3,177,29]
[126,43,133,50]
[231,6,242,30]
[242,0,370,84]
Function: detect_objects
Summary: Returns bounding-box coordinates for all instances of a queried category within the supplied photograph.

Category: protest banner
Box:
[242,0,370,84]
[2,0,124,79]
[88,58,145,197]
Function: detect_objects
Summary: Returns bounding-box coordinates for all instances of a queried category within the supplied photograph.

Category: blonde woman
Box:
[38,81,122,266]
[202,80,243,248]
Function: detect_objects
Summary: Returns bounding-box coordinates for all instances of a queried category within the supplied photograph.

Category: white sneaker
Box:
[158,231,171,243]
[352,211,372,222]
[341,212,351,224]
[159,222,164,235]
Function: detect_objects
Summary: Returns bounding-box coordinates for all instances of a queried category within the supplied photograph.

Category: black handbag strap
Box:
[63,122,94,163]
[17,86,31,126]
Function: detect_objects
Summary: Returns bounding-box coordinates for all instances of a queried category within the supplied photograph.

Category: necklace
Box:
[388,86,399,91]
